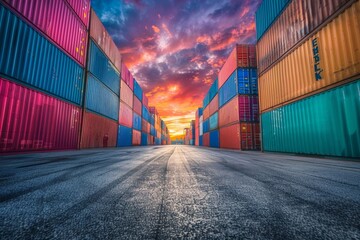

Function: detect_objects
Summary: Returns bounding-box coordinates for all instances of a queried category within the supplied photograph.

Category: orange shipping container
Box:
[259,1,360,112]
[209,94,219,116]
[219,123,260,150]
[203,105,210,120]
[133,96,142,116]
[219,96,239,128]
[90,10,121,72]
[203,132,210,147]
[81,111,118,148]
[120,80,133,108]
[132,130,141,145]
[218,45,256,89]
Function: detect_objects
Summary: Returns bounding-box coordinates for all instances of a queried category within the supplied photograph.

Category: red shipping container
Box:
[219,96,239,128]
[142,119,151,134]
[132,130,141,145]
[142,93,149,108]
[203,105,210,120]
[80,111,117,148]
[239,96,252,122]
[0,78,81,152]
[65,0,90,27]
[220,124,241,149]
[162,140,166,145]
[149,106,158,115]
[251,97,259,122]
[119,101,133,128]
[203,133,210,147]
[120,80,133,108]
[240,123,254,150]
[120,63,134,90]
[253,123,261,150]
[133,96,142,116]
[156,131,161,139]
[218,45,256,89]
[209,94,219,116]
[4,0,88,66]
[90,10,121,72]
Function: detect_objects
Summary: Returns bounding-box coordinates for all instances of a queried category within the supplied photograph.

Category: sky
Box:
[91,0,261,138]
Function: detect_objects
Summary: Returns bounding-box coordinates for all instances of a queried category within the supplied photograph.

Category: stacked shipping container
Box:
[0,1,170,153]
[257,0,360,158]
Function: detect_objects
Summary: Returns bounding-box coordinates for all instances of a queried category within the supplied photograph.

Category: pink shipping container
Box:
[218,45,256,89]
[203,105,210,120]
[142,119,151,134]
[219,97,239,128]
[156,131,161,139]
[119,101,133,128]
[120,80,133,108]
[133,96,142,116]
[65,0,90,28]
[203,133,210,147]
[120,63,134,90]
[80,111,117,148]
[209,94,219,116]
[132,130,141,145]
[90,9,121,72]
[0,78,81,152]
[4,0,88,66]
[142,93,149,109]
[148,135,153,145]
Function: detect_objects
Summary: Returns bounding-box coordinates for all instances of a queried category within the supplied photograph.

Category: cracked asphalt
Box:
[0,145,360,239]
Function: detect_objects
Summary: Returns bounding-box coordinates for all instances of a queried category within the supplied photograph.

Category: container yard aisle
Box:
[1,146,360,239]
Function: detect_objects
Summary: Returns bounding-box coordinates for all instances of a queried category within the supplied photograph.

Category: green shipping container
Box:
[261,80,360,158]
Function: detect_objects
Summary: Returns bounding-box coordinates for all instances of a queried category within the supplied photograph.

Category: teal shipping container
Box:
[203,78,218,108]
[209,112,218,131]
[85,74,119,121]
[261,80,360,158]
[88,40,120,95]
[0,4,84,105]
[255,0,290,40]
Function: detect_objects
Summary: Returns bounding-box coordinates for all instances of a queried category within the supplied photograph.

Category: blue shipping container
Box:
[85,74,119,121]
[142,106,150,122]
[209,78,218,101]
[255,0,290,40]
[161,120,165,130]
[150,115,155,125]
[0,5,84,105]
[209,130,219,148]
[155,138,161,145]
[150,125,156,136]
[219,70,237,107]
[199,136,203,146]
[133,79,143,101]
[198,107,203,116]
[209,112,218,130]
[141,133,148,146]
[88,40,120,96]
[203,119,210,133]
[238,68,258,95]
[117,125,132,147]
[133,113,142,131]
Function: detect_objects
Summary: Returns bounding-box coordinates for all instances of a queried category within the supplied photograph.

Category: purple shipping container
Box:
[0,78,81,152]
[65,0,90,28]
[3,0,88,66]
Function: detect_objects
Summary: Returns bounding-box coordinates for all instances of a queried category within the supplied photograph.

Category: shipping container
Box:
[117,125,132,147]
[132,130,141,145]
[255,0,291,40]
[209,112,218,131]
[203,133,210,147]
[238,68,258,95]
[259,2,360,112]
[85,74,119,121]
[90,10,121,72]
[219,124,241,149]
[88,40,120,95]
[203,119,210,133]
[80,111,117,149]
[219,123,260,150]
[155,137,161,145]
[261,80,360,158]
[203,105,210,120]
[143,93,149,108]
[142,119,151,134]
[0,78,81,152]
[142,106,150,122]
[199,116,203,136]
[120,63,134,90]
[0,4,84,105]
[133,79,143,101]
[209,130,219,148]
[219,71,237,107]
[133,96,142,116]
[203,93,210,109]
[2,0,88,66]
[218,45,256,89]
[133,113,142,131]
[65,0,90,27]
[239,96,259,122]
[218,96,239,128]
[119,102,133,128]
[150,125,156,136]
[209,94,219,116]
[199,135,203,146]
[257,0,352,75]
[141,132,148,146]
[120,80,133,108]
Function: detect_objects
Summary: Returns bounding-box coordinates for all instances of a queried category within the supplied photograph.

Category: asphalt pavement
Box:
[1,145,360,239]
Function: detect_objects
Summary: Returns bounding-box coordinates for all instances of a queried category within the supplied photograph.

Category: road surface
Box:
[1,146,360,239]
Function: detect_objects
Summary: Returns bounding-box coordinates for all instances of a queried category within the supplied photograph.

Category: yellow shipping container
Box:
[259,1,360,113]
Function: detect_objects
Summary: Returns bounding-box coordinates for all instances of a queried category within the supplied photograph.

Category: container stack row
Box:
[0,1,170,153]
[184,121,195,145]
[256,0,360,158]
[191,44,260,150]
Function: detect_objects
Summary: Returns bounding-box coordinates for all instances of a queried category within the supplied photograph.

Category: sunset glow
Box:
[91,0,261,137]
